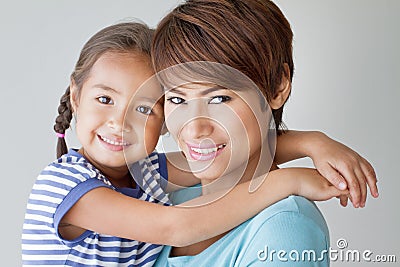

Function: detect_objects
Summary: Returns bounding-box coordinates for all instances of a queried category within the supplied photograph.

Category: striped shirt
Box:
[22,149,170,266]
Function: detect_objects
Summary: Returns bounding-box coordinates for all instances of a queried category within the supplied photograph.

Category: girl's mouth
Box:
[186,142,226,161]
[98,134,131,151]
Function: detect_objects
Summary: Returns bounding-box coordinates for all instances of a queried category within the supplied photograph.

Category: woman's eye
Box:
[167,97,185,105]
[136,105,153,115]
[209,95,231,104]
[97,96,114,105]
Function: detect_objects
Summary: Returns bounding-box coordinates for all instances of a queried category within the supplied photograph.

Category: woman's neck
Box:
[172,143,276,257]
[200,143,275,196]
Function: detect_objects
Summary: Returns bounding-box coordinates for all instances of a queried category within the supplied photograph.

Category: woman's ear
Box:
[160,121,169,135]
[270,63,291,110]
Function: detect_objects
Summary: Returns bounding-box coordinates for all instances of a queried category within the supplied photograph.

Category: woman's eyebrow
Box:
[200,86,227,96]
[167,87,186,96]
[167,85,228,96]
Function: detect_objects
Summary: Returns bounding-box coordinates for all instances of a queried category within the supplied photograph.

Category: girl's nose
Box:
[107,109,132,133]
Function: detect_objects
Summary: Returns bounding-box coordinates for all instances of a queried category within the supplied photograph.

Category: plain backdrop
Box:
[1,1,398,266]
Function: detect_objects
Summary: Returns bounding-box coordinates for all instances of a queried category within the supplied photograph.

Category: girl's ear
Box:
[69,79,79,112]
[270,63,291,110]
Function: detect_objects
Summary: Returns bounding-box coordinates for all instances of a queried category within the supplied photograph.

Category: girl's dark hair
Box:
[54,22,154,158]
[152,0,294,132]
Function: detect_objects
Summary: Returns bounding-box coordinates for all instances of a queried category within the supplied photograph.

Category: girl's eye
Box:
[209,95,231,104]
[97,96,114,105]
[167,97,185,105]
[136,105,153,115]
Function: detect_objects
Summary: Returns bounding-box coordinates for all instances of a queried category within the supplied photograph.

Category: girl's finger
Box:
[361,158,379,198]
[328,187,348,201]
[339,165,361,208]
[318,163,347,190]
[339,195,348,207]
[354,167,367,207]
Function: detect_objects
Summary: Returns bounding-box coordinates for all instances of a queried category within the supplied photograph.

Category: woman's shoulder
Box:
[257,195,325,220]
[232,196,330,265]
[245,195,328,236]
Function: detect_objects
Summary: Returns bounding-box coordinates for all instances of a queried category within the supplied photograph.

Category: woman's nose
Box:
[183,117,214,140]
[183,99,215,139]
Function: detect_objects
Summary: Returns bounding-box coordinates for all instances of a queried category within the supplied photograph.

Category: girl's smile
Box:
[97,134,132,152]
[70,52,164,181]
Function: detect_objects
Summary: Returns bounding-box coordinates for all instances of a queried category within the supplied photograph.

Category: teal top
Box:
[154,185,330,266]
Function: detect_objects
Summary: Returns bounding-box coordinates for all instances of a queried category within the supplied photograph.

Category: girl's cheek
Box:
[144,119,163,151]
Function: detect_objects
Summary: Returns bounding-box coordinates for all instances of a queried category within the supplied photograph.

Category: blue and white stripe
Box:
[22,149,170,266]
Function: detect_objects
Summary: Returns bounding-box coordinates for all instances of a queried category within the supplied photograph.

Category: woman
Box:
[151,0,366,265]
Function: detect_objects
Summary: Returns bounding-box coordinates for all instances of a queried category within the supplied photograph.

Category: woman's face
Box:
[164,82,272,183]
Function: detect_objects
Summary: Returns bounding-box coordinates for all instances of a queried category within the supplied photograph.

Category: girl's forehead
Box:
[133,75,164,100]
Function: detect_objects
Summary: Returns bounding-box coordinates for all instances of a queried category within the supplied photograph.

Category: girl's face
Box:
[164,82,271,183]
[71,52,164,175]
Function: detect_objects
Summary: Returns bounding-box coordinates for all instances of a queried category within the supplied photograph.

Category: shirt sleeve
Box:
[53,178,112,244]
[236,211,330,267]
[38,161,113,245]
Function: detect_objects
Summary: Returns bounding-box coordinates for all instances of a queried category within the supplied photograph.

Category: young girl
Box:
[22,21,371,266]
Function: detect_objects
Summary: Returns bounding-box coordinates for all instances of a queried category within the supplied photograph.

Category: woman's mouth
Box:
[186,142,226,161]
[98,134,131,151]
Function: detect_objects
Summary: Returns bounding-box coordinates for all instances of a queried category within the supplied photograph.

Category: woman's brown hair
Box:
[53,22,154,158]
[152,0,294,132]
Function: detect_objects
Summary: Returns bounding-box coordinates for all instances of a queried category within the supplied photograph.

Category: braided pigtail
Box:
[54,86,73,158]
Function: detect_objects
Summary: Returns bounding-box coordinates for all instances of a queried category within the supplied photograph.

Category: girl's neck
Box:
[78,148,134,188]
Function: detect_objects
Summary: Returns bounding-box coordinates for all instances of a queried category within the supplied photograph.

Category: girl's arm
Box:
[275,130,379,208]
[165,130,378,208]
[61,167,346,247]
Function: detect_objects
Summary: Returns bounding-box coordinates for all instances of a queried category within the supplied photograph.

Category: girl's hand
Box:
[289,168,349,201]
[307,132,379,208]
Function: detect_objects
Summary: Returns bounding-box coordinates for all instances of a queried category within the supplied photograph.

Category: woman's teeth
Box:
[190,144,226,154]
[100,135,129,146]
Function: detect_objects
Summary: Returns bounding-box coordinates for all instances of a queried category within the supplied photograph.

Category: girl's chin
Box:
[122,149,148,163]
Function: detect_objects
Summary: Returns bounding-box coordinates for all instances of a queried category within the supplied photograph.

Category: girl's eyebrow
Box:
[93,84,119,94]
[94,83,160,103]
[136,96,159,103]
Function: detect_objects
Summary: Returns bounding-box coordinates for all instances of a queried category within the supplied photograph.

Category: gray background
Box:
[1,0,398,265]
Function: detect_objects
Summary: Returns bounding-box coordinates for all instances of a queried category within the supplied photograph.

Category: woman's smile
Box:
[186,141,227,161]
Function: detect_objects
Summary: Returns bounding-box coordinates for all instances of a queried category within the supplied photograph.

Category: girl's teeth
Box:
[100,136,128,146]
[191,144,225,154]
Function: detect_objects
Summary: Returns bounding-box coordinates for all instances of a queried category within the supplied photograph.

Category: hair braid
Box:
[54,86,73,158]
